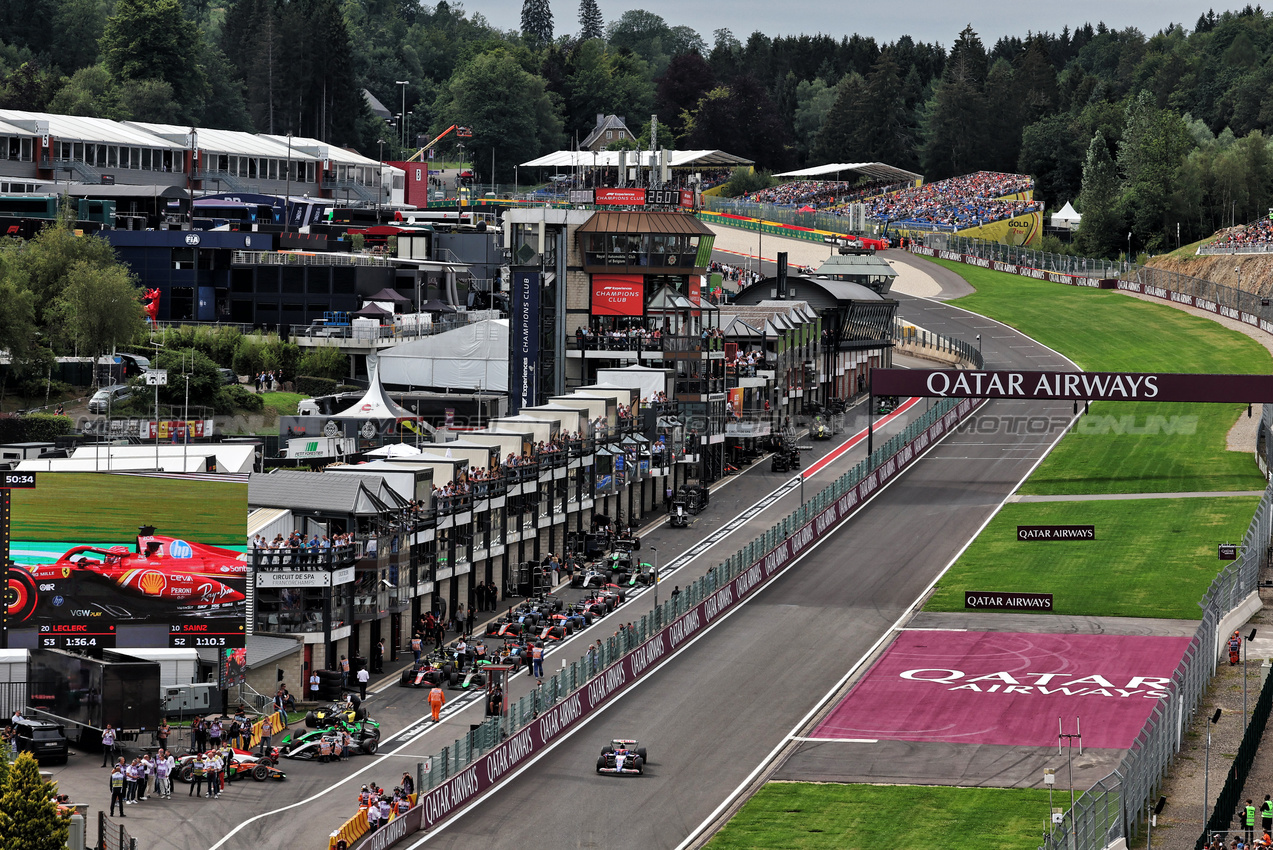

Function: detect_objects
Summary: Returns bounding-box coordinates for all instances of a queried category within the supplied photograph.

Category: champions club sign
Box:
[872,368,1273,404]
[413,397,983,832]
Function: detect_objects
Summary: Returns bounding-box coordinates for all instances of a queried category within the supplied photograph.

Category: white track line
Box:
[671,301,1081,850]
[411,395,987,846]
[206,410,897,850]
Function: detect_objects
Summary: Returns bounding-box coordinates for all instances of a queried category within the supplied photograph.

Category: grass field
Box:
[923,496,1259,619]
[931,259,1270,493]
[11,472,248,547]
[705,783,1054,850]
[261,391,305,417]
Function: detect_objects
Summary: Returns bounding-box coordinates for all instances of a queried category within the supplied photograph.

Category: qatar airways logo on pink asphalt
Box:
[899,669,1173,699]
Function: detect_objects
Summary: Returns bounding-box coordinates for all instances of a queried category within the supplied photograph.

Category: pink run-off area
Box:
[815,630,1194,749]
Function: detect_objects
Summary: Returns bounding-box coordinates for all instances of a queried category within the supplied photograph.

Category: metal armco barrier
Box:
[413,395,982,832]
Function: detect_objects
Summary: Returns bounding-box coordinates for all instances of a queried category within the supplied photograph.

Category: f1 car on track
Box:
[5,525,247,623]
[279,718,381,759]
[596,739,648,775]
[811,416,831,440]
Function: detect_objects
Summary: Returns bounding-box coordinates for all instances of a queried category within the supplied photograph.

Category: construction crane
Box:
[406,124,473,162]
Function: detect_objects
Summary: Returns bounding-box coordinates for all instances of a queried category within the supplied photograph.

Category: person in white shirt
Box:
[366,801,380,830]
[138,754,153,800]
[155,750,171,798]
[378,797,391,823]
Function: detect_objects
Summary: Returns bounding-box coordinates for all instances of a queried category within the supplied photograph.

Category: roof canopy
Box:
[520,149,753,169]
[773,161,922,183]
[577,210,714,235]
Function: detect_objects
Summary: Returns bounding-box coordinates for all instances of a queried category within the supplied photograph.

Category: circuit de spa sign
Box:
[871,368,1273,404]
[414,399,981,831]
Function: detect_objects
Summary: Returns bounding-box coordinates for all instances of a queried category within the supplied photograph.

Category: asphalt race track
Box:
[409,293,1080,849]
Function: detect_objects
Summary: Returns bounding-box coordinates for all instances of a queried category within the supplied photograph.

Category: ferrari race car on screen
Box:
[596,739,648,775]
[5,525,247,624]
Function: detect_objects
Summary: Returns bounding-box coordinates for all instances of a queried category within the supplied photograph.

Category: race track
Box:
[414,293,1078,849]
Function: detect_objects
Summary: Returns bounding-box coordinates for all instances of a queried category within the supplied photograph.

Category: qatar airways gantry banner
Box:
[872,368,1273,404]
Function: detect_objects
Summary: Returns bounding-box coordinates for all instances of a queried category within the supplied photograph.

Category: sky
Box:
[473,0,1247,48]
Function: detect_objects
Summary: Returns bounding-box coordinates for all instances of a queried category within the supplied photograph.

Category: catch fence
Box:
[416,395,969,795]
[1038,487,1272,850]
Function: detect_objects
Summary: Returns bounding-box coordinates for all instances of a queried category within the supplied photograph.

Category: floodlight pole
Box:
[1205,708,1221,829]
[1059,717,1082,850]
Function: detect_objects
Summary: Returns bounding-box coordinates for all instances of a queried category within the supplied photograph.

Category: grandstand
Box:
[1203,218,1273,254]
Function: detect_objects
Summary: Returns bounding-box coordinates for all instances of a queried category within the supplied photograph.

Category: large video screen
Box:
[5,472,248,649]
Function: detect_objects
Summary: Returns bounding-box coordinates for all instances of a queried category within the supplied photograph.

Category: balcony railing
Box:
[250,544,357,570]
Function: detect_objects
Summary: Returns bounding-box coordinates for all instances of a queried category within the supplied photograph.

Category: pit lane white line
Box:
[408,398,987,847]
[206,413,901,849]
[671,302,1081,850]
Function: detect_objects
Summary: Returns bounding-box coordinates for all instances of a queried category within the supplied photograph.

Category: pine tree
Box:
[0,752,68,850]
[578,0,602,40]
[521,0,553,46]
[1074,133,1124,258]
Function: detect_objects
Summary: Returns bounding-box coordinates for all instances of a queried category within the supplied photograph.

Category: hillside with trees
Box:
[3,1,1273,255]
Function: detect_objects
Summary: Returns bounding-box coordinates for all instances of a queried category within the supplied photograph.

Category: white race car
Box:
[596,738,647,775]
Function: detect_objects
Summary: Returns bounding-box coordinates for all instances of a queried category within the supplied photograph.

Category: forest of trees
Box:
[3,1,1273,254]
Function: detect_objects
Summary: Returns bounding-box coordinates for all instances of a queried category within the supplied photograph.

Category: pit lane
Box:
[41,375,930,850]
[408,292,1078,850]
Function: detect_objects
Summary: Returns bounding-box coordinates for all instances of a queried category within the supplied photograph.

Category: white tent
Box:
[1052,201,1082,231]
[334,367,418,420]
[376,319,508,393]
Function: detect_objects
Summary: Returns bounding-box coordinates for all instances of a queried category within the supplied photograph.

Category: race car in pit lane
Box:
[596,739,648,775]
[304,699,367,729]
[5,526,247,623]
[811,415,831,440]
[176,749,287,782]
[571,568,610,589]
[279,718,381,759]
[398,660,448,688]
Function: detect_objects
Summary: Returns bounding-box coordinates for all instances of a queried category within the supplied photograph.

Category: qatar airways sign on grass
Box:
[872,368,1273,404]
[813,630,1192,749]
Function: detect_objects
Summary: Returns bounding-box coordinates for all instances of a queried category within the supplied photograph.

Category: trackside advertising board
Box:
[417,397,980,830]
[872,368,1273,404]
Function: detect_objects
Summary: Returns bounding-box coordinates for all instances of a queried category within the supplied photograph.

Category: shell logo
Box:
[139,571,167,595]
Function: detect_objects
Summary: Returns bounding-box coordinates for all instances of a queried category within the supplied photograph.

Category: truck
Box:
[26,648,162,745]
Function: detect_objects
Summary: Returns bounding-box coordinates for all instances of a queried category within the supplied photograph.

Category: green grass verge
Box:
[11,472,248,547]
[929,258,1270,493]
[1021,400,1263,494]
[261,391,305,417]
[924,496,1258,619]
[705,783,1054,850]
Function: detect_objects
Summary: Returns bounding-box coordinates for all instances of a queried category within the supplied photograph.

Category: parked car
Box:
[217,368,238,385]
[87,384,134,414]
[11,718,69,764]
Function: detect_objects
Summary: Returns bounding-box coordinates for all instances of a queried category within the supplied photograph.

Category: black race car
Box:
[304,700,367,729]
[596,738,648,775]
